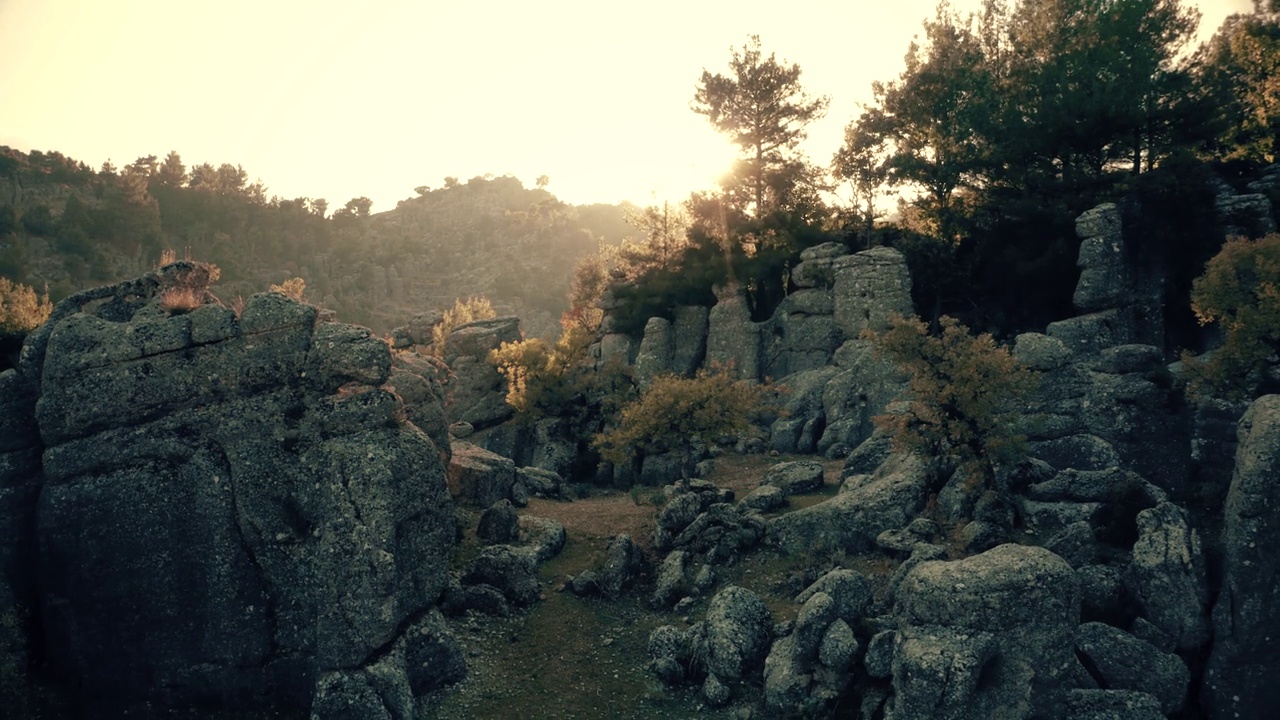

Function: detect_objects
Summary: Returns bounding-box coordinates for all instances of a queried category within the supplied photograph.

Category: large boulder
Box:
[447,441,517,507]
[832,246,913,339]
[1129,502,1209,651]
[761,460,825,496]
[14,273,460,715]
[705,284,761,380]
[440,316,521,430]
[1204,395,1280,719]
[769,453,930,554]
[704,586,773,682]
[892,544,1079,720]
[670,305,709,376]
[1075,622,1189,715]
[633,316,674,389]
[1071,203,1129,312]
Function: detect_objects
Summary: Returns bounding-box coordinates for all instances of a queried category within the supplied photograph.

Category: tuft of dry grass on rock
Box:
[158,286,204,314]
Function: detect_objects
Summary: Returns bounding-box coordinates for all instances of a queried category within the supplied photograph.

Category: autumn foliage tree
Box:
[1182,233,1280,399]
[0,277,52,335]
[866,314,1037,488]
[593,368,773,478]
[432,296,496,358]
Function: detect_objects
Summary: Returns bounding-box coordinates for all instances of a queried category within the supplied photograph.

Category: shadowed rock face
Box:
[1205,394,1280,720]
[0,266,460,716]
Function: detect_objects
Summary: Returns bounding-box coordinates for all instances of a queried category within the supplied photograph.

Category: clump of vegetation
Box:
[156,258,221,315]
[433,296,496,358]
[593,368,774,478]
[0,277,52,335]
[865,314,1037,490]
[490,322,634,421]
[269,277,307,302]
[1182,233,1280,399]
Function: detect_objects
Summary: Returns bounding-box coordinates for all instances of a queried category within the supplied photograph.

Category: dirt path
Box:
[421,454,849,719]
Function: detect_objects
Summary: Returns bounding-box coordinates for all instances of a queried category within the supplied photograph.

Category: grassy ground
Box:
[420,453,886,720]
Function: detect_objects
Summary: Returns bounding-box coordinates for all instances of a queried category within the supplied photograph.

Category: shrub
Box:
[155,259,220,315]
[158,286,204,314]
[1182,233,1280,399]
[0,277,53,334]
[489,323,633,422]
[270,277,307,302]
[593,367,773,476]
[865,314,1037,489]
[432,296,495,358]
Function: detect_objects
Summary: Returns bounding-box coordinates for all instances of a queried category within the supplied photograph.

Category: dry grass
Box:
[707,452,847,497]
[519,453,845,549]
[525,496,660,549]
[158,286,204,314]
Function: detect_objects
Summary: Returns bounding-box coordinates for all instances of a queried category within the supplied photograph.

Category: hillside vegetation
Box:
[0,150,632,336]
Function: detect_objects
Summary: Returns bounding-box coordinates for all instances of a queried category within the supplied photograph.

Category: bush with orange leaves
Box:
[865,314,1037,489]
[1182,233,1280,400]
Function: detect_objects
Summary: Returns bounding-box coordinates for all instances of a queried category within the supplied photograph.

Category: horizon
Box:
[0,0,1253,213]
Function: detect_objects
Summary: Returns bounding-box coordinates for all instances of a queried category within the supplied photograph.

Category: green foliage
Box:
[432,296,496,358]
[866,314,1037,487]
[19,206,55,237]
[593,369,772,471]
[0,206,16,237]
[837,0,1209,332]
[0,276,52,334]
[693,35,830,223]
[1195,6,1280,163]
[1183,233,1280,399]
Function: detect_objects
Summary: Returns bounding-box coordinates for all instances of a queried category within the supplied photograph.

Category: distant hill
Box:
[0,147,635,337]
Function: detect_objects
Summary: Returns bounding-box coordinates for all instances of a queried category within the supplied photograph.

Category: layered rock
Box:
[1,266,461,716]
[1045,203,1163,355]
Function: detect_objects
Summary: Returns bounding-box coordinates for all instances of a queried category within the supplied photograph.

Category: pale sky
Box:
[0,0,1254,213]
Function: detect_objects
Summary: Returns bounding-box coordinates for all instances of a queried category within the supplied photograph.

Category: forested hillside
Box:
[0,148,632,335]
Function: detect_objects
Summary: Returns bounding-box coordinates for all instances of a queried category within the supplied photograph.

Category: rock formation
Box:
[0,263,463,717]
[1204,395,1280,719]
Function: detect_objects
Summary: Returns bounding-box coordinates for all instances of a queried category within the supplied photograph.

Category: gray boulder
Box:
[18,274,461,715]
[738,484,786,513]
[461,545,540,608]
[1075,622,1188,714]
[476,499,520,545]
[832,246,913,339]
[795,568,873,624]
[651,550,689,609]
[633,316,673,389]
[1129,502,1209,651]
[892,544,1079,719]
[447,441,516,508]
[762,460,825,496]
[670,305,709,376]
[705,284,761,380]
[516,466,561,499]
[704,586,773,681]
[770,453,930,554]
[1061,689,1166,720]
[570,534,647,598]
[1072,203,1129,312]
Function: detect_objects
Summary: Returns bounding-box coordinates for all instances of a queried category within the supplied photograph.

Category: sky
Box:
[0,0,1256,214]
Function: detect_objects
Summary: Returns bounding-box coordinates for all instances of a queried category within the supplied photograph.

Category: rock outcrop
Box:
[1204,395,1280,719]
[891,544,1079,720]
[0,264,462,716]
